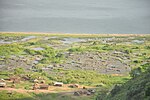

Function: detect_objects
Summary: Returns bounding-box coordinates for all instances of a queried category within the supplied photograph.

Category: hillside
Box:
[97,63,150,100]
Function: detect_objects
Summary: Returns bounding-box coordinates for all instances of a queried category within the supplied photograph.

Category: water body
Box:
[62,38,86,44]
[0,0,150,34]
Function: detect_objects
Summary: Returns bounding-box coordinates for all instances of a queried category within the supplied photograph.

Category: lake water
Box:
[0,0,150,34]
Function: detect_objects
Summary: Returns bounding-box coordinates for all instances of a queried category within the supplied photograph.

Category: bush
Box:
[14,67,25,75]
[145,87,150,97]
[110,84,121,96]
[68,47,84,52]
[130,67,142,78]
[145,46,150,49]
[124,49,132,54]
[133,60,140,63]
[102,45,113,51]
[141,63,150,72]
[24,49,36,55]
[24,86,30,90]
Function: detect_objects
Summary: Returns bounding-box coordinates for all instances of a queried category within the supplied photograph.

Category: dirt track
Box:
[0,85,94,94]
[0,88,54,94]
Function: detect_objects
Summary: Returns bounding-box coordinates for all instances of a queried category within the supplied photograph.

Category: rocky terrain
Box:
[0,34,149,74]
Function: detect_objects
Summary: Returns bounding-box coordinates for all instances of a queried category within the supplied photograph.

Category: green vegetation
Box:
[0,44,24,56]
[39,47,64,63]
[0,91,97,100]
[97,63,150,100]
[0,90,33,100]
[14,67,25,75]
[48,69,129,86]
[24,46,64,63]
[0,33,150,100]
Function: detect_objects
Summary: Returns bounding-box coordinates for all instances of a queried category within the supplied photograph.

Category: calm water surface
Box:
[0,0,150,34]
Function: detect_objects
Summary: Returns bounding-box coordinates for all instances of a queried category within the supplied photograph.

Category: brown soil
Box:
[0,85,94,94]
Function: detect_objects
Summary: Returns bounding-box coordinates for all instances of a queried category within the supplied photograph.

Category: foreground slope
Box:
[97,63,150,100]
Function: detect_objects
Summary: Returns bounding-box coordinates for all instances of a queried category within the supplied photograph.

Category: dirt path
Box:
[0,88,54,94]
[0,85,95,94]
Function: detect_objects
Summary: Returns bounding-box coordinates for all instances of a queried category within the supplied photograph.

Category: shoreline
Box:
[0,32,149,37]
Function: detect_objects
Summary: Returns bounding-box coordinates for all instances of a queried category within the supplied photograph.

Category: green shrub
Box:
[124,49,132,54]
[68,47,84,52]
[102,45,113,51]
[0,44,24,56]
[130,67,142,78]
[110,84,121,96]
[145,46,150,49]
[141,63,150,72]
[24,49,37,55]
[14,67,25,75]
[24,86,30,90]
[145,83,150,97]
[133,60,140,63]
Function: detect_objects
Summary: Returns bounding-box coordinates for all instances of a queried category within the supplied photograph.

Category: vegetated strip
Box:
[0,32,149,37]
